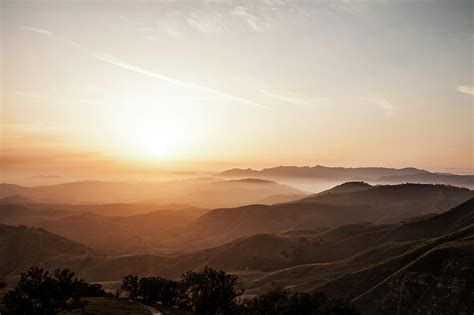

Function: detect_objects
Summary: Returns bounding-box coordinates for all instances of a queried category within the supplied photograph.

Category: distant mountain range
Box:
[219,165,474,189]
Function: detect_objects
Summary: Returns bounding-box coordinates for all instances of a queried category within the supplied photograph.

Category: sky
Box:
[1,0,473,183]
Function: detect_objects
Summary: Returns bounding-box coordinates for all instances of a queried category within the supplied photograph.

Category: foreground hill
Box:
[242,224,474,312]
[219,165,474,189]
[352,235,474,314]
[0,178,303,208]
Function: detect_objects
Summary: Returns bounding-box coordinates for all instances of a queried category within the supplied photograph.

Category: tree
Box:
[138,277,178,306]
[3,267,105,315]
[121,274,140,300]
[180,267,243,315]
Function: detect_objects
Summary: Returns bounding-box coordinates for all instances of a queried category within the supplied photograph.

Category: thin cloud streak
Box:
[18,24,272,111]
[456,85,474,96]
[19,26,52,36]
[92,53,273,110]
[260,89,307,105]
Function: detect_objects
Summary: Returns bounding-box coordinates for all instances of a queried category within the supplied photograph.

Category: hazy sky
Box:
[1,0,473,182]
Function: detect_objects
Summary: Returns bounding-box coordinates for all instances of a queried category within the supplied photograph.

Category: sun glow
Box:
[111,92,201,160]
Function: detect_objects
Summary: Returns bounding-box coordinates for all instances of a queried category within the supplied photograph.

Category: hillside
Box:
[317,181,373,195]
[380,198,474,242]
[1,206,208,255]
[185,184,473,246]
[187,203,374,247]
[240,225,474,312]
[0,224,94,277]
[298,183,473,223]
[352,236,474,314]
[0,195,32,205]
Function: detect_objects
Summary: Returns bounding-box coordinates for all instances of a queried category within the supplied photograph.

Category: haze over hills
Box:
[0,178,303,208]
[0,204,208,255]
[1,183,472,255]
[219,165,474,190]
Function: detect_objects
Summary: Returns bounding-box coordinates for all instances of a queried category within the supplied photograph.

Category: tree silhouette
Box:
[121,274,140,300]
[180,266,243,315]
[3,267,105,315]
[138,277,178,306]
[0,278,6,289]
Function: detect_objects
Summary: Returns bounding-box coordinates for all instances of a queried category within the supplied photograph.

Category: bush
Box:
[241,287,359,315]
[122,269,359,315]
[3,267,105,315]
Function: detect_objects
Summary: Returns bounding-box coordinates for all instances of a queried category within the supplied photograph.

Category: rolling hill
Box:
[184,183,473,246]
[238,224,473,313]
[0,205,208,255]
[0,224,94,277]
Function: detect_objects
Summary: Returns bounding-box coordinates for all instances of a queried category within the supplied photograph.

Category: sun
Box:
[133,125,175,158]
[109,93,200,160]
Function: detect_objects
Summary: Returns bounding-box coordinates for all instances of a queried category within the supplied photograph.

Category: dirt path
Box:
[143,304,164,315]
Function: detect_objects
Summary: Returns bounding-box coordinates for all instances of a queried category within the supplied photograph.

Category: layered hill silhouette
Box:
[1,197,473,313]
[185,183,473,246]
[0,204,208,255]
[0,178,303,208]
[219,165,474,189]
[2,198,472,281]
[1,183,472,255]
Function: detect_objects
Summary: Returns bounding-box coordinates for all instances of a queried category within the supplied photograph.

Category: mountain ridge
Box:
[219,165,474,189]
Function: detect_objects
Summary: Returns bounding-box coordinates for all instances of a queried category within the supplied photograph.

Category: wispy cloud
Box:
[91,53,272,110]
[456,85,474,96]
[186,11,224,34]
[261,90,396,116]
[232,6,267,32]
[260,89,308,105]
[19,26,52,37]
[17,24,273,111]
